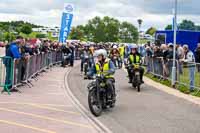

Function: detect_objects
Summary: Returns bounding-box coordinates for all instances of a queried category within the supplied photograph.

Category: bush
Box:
[36,34,46,38]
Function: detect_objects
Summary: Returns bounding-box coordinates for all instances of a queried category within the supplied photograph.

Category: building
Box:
[32,27,60,36]
[155,30,200,52]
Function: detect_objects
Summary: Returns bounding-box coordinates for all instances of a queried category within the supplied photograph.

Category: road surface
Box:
[67,65,200,133]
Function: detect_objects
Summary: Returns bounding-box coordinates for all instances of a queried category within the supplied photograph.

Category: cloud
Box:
[0,0,200,30]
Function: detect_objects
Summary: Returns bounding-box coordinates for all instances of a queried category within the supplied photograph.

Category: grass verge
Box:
[145,73,200,98]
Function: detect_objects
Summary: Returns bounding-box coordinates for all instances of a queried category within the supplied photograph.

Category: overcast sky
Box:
[0,0,199,30]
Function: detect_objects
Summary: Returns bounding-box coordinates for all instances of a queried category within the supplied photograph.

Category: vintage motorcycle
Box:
[87,74,116,117]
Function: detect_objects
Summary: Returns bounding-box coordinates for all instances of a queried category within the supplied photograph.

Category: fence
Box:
[1,51,63,94]
[145,57,200,91]
[0,57,13,95]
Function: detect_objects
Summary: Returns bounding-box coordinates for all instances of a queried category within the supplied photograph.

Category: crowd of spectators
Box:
[142,42,200,91]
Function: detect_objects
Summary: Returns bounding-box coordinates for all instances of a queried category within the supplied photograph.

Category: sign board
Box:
[59,3,74,43]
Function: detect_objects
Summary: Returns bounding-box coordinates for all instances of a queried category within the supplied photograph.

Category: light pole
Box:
[172,0,177,86]
[137,19,143,45]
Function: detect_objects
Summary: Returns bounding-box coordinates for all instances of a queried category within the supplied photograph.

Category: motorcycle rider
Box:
[109,45,121,68]
[80,43,93,74]
[87,49,116,101]
[127,44,144,83]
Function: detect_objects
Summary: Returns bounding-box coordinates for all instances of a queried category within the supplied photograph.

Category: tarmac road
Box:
[68,65,200,133]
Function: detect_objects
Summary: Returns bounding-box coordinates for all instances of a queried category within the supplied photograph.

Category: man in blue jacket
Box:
[4,36,23,91]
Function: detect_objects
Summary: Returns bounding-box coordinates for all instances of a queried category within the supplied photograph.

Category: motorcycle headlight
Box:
[100,83,106,87]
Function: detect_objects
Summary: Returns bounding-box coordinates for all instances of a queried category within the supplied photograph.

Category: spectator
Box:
[177,44,184,74]
[145,45,153,73]
[161,44,169,78]
[20,40,31,81]
[69,42,75,67]
[61,43,72,67]
[195,43,200,72]
[4,36,23,91]
[152,46,163,77]
[166,43,176,76]
[182,44,195,92]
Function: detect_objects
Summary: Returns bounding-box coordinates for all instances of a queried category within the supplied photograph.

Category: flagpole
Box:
[172,0,177,86]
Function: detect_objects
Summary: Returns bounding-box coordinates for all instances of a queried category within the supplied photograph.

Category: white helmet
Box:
[94,49,107,58]
[113,45,118,49]
[130,44,138,49]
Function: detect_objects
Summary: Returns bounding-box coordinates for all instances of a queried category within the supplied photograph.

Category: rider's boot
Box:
[140,75,144,84]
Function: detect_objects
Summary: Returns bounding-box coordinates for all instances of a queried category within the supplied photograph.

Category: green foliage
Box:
[119,21,138,43]
[69,16,138,43]
[178,84,190,94]
[165,19,200,31]
[165,25,172,30]
[0,21,42,33]
[3,32,16,42]
[69,26,85,40]
[145,73,200,98]
[146,27,157,35]
[179,20,195,30]
[36,33,46,38]
[20,25,32,35]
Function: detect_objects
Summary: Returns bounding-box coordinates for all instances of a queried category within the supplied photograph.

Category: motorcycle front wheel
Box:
[88,90,102,117]
[136,75,140,92]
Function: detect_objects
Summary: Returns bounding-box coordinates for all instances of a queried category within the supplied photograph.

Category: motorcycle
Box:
[87,74,116,117]
[83,56,90,76]
[62,53,71,67]
[127,64,141,92]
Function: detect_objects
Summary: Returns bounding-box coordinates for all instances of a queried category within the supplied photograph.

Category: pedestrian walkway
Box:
[0,67,97,133]
[0,48,5,56]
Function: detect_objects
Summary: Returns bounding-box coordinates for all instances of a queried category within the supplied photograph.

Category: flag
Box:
[59,3,74,43]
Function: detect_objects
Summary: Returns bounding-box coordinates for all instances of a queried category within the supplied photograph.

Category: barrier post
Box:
[0,56,13,95]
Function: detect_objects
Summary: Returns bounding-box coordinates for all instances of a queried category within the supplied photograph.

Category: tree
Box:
[68,16,139,43]
[84,16,120,42]
[165,20,197,31]
[195,25,200,31]
[146,27,157,35]
[179,20,195,30]
[86,16,106,42]
[69,26,85,40]
[20,25,32,35]
[36,33,46,38]
[3,32,16,42]
[165,25,172,30]
[103,16,120,42]
[119,22,139,43]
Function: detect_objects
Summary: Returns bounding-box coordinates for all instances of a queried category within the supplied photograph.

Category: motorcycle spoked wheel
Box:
[136,75,141,92]
[132,74,141,92]
[88,90,103,117]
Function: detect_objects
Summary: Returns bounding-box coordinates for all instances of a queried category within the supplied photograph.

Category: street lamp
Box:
[172,0,177,86]
[137,19,143,45]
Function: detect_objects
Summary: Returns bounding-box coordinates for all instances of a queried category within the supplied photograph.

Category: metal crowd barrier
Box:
[146,57,200,91]
[0,56,13,95]
[1,51,63,94]
[178,62,200,91]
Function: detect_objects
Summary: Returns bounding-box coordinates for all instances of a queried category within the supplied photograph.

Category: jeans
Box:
[189,66,195,91]
[106,78,116,98]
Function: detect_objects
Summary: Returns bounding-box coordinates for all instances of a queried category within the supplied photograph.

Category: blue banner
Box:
[59,3,74,43]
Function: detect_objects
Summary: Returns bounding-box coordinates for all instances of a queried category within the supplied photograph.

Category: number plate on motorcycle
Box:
[100,83,106,87]
[135,72,140,75]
